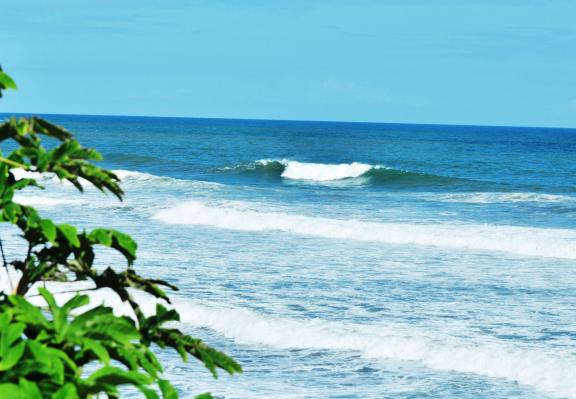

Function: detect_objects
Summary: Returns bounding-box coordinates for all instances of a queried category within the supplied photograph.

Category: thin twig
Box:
[25,286,100,298]
[0,235,13,292]
[0,156,28,170]
[25,242,32,262]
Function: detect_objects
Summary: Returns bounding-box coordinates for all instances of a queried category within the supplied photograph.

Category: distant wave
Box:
[219,159,472,187]
[113,169,170,183]
[10,167,180,185]
[281,161,373,181]
[435,192,576,204]
[176,301,576,399]
[153,201,576,259]
[9,168,167,186]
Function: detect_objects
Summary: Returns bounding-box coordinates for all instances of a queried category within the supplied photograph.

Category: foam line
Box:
[176,301,576,399]
[153,201,576,259]
[436,192,576,204]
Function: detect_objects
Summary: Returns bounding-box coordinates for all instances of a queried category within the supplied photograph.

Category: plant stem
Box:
[0,235,13,292]
[25,286,100,298]
[0,156,28,170]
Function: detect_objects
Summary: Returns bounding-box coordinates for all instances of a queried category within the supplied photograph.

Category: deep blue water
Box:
[1,114,576,398]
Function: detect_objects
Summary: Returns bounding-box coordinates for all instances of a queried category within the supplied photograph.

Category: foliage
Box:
[0,68,241,398]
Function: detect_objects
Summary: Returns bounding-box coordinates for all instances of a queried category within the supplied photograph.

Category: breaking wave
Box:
[281,161,373,181]
[153,201,576,259]
[176,301,576,399]
[14,281,576,399]
[6,272,574,399]
[219,159,474,187]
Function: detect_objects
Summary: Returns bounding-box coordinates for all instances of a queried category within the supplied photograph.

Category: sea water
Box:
[1,115,576,398]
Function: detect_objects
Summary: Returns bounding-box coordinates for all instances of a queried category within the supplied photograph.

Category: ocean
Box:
[2,114,576,398]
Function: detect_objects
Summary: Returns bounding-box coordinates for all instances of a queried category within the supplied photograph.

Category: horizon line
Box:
[0,111,574,131]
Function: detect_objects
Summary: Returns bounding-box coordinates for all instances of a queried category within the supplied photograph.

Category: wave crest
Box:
[219,159,471,187]
[281,161,374,181]
[177,301,576,399]
[153,201,576,259]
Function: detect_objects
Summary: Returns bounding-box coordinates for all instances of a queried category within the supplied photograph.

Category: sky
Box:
[1,0,575,128]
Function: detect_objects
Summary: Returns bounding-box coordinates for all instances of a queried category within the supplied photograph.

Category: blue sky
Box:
[1,0,575,127]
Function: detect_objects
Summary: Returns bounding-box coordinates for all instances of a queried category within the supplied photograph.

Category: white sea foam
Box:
[281,161,374,181]
[436,192,576,204]
[13,195,82,207]
[10,168,52,181]
[153,201,576,259]
[5,271,576,398]
[10,167,91,187]
[113,169,162,181]
[10,167,174,186]
[175,301,576,399]
[112,169,223,190]
[256,160,377,181]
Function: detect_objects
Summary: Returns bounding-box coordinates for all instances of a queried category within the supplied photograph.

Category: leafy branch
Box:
[0,67,241,398]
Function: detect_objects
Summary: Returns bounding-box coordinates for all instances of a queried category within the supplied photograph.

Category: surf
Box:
[174,301,576,399]
[153,200,576,259]
[218,159,480,188]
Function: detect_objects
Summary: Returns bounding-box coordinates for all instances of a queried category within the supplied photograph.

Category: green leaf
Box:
[87,316,140,343]
[38,287,69,341]
[18,379,42,399]
[88,229,137,264]
[8,295,48,326]
[52,383,79,399]
[40,219,57,242]
[26,340,52,366]
[138,385,160,399]
[0,341,25,371]
[89,228,112,246]
[158,379,178,399]
[4,322,25,348]
[61,294,89,313]
[82,338,110,364]
[32,118,72,141]
[112,230,137,263]
[194,394,214,399]
[0,383,23,398]
[0,71,17,90]
[47,347,78,373]
[86,366,151,387]
[58,224,80,247]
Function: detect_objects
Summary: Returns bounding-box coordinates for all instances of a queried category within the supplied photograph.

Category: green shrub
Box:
[0,67,241,398]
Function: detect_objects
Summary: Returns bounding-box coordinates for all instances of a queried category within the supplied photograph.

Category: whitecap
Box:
[176,301,576,399]
[278,161,376,181]
[153,200,576,259]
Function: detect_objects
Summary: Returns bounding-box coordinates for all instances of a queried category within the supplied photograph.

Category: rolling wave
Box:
[17,281,575,399]
[153,201,576,259]
[176,301,576,399]
[219,159,474,187]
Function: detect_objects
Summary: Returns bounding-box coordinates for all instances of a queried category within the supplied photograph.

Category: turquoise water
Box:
[2,115,576,398]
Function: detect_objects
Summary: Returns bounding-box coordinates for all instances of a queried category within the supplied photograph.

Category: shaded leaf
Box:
[58,224,80,248]
[52,383,79,399]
